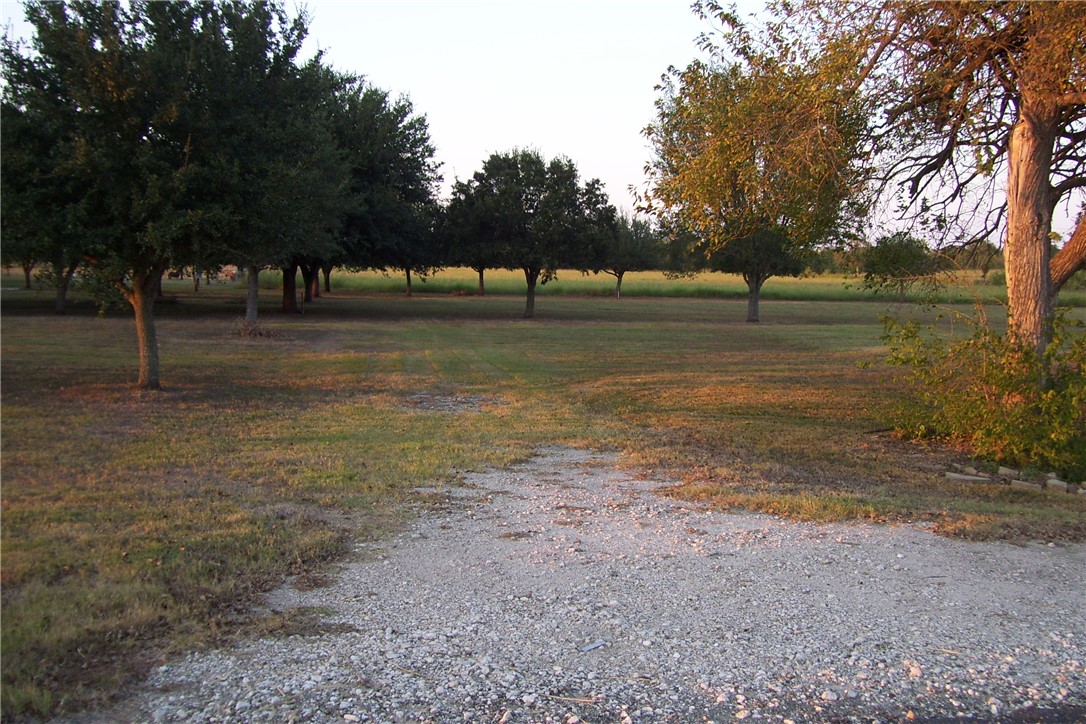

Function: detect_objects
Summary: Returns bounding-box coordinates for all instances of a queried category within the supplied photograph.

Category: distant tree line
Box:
[0,0,817,387]
[1,2,679,387]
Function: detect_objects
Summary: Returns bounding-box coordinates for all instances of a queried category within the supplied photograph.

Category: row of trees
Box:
[1,1,443,388]
[0,4,831,367]
[8,1,1082,392]
[2,2,705,386]
[442,150,673,316]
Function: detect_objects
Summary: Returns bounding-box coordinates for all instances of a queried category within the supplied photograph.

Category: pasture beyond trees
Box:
[2,276,1084,717]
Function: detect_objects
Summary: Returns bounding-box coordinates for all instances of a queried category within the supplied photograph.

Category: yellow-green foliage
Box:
[885,309,1086,479]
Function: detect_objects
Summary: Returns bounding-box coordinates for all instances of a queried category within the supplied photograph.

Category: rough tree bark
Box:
[281,262,300,313]
[523,267,539,318]
[245,265,260,323]
[122,263,167,390]
[744,275,764,323]
[1050,216,1086,294]
[1004,99,1057,355]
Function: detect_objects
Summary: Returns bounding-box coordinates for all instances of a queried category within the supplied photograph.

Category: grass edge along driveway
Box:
[2,290,1083,718]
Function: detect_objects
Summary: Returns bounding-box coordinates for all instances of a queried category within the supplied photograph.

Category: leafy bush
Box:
[883,309,1086,479]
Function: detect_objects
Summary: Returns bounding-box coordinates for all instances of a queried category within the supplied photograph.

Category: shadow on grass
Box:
[2,284,1083,719]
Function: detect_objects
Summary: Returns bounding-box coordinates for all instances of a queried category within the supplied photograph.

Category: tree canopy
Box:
[643,34,868,263]
[1,0,440,385]
[860,231,942,301]
[593,212,664,298]
[333,83,442,291]
[686,0,1086,352]
[445,150,615,317]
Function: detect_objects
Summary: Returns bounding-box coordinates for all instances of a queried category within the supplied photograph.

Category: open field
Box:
[2,278,1084,717]
[255,267,1086,307]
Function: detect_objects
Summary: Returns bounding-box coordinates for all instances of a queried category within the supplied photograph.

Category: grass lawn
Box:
[265,266,1086,307]
[2,275,1084,717]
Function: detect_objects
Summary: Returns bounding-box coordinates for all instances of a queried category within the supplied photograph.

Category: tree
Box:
[945,241,1002,280]
[595,212,663,298]
[644,44,868,278]
[273,62,351,314]
[0,97,84,310]
[333,84,442,295]
[454,150,614,318]
[705,0,1086,355]
[3,1,330,386]
[383,202,444,296]
[442,177,505,295]
[861,231,941,301]
[712,229,808,322]
[5,2,211,388]
[197,5,344,323]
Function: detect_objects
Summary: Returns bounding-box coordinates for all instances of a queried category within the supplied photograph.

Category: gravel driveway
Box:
[83,447,1084,723]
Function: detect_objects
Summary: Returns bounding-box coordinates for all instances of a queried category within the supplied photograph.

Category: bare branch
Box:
[1052,175,1086,196]
[1051,214,1086,292]
[1058,92,1086,107]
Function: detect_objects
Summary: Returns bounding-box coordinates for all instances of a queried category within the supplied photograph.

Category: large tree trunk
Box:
[53,262,78,315]
[246,265,260,323]
[405,268,413,297]
[476,267,485,296]
[744,274,764,323]
[322,263,334,293]
[21,262,32,290]
[281,263,300,313]
[304,261,320,299]
[125,266,165,390]
[1004,101,1057,356]
[615,271,624,299]
[523,267,539,318]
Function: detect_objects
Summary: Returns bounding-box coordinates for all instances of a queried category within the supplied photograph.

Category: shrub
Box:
[883,308,1086,479]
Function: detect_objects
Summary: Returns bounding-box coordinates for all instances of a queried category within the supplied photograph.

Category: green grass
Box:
[244,266,1086,306]
[2,276,1084,718]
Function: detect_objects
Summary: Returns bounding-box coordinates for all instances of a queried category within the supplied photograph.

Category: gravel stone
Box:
[58,447,1086,723]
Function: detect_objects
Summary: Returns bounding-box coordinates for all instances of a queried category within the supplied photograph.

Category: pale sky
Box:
[10,1,1072,239]
[2,0,760,210]
[293,0,751,208]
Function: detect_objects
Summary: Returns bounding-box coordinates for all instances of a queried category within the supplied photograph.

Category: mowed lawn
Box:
[2,281,1084,717]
